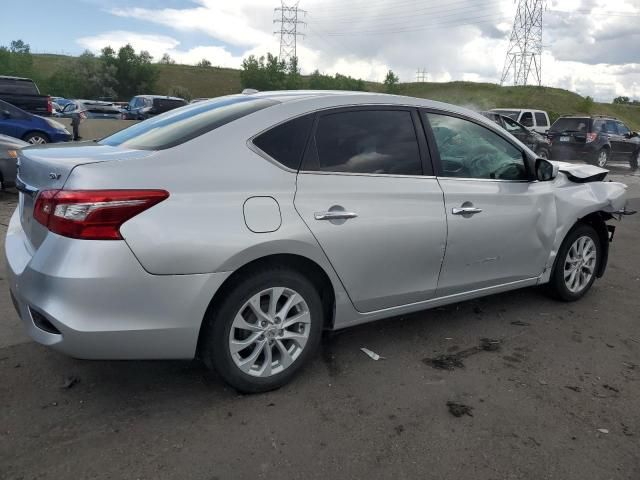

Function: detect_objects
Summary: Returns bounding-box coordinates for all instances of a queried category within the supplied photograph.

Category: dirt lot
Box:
[1,164,639,480]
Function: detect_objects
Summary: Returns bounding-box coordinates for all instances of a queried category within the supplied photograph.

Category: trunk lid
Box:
[16,143,155,249]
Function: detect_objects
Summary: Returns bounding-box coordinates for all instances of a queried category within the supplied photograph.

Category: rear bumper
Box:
[4,208,231,359]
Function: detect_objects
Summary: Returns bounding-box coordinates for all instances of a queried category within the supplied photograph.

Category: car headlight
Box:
[44,117,69,132]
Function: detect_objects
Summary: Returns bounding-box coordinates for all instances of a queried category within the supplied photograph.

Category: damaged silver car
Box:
[5,91,633,393]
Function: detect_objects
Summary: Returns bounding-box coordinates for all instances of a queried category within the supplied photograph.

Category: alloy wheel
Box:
[229,287,311,377]
[28,136,47,145]
[597,150,608,167]
[563,236,597,293]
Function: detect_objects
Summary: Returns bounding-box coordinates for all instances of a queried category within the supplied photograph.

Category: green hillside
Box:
[31,54,640,129]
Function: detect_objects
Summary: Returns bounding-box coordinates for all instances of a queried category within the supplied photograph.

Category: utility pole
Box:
[274,1,306,63]
[500,0,545,86]
[416,69,427,83]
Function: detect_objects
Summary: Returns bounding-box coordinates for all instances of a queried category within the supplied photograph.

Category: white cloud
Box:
[75,0,640,100]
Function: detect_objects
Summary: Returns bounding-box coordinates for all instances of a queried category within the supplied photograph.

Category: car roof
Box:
[135,95,185,100]
[492,108,546,113]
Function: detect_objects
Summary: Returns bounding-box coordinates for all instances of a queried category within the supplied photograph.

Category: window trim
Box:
[299,105,432,177]
[420,108,534,183]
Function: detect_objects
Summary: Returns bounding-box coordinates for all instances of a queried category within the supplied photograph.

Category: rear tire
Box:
[23,132,50,145]
[200,267,324,393]
[548,224,601,302]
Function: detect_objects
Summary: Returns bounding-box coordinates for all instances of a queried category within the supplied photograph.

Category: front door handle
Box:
[452,207,483,215]
[314,211,358,221]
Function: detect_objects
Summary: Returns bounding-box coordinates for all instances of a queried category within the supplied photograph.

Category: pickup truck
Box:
[0,76,52,117]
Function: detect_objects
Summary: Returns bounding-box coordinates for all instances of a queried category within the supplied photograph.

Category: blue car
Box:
[0,98,72,144]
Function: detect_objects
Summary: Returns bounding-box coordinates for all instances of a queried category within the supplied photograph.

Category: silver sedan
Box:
[4,91,630,392]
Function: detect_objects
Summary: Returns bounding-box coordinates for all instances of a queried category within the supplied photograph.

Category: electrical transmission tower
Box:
[274,2,306,63]
[500,0,546,86]
[416,69,427,83]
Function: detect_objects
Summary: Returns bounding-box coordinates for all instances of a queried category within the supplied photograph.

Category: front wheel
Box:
[595,148,609,168]
[23,132,50,145]
[201,267,324,393]
[548,224,601,302]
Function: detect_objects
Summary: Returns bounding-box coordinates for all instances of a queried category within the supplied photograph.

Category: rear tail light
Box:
[34,189,169,240]
[47,96,52,115]
[586,133,598,143]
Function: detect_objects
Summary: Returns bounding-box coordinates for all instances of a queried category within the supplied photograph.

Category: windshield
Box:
[550,118,590,133]
[100,96,278,150]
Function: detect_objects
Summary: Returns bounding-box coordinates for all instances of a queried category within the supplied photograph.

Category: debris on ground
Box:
[360,348,384,361]
[603,384,620,393]
[61,376,80,390]
[565,386,582,392]
[538,379,548,385]
[479,338,501,352]
[597,428,609,434]
[510,320,531,327]
[423,338,502,370]
[447,401,473,417]
[623,362,637,370]
[622,424,634,436]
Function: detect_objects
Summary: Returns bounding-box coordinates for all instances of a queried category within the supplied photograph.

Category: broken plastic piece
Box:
[360,348,384,361]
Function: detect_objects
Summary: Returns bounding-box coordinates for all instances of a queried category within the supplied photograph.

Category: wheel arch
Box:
[22,130,51,142]
[196,253,337,358]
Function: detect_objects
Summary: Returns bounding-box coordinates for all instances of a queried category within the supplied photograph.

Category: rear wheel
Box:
[201,267,323,393]
[23,132,50,145]
[549,224,601,302]
[595,148,609,168]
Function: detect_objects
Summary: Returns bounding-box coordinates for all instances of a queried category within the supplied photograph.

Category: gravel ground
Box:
[1,164,639,480]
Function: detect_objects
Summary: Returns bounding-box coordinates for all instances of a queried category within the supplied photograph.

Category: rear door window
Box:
[100,95,278,150]
[304,109,423,176]
[253,114,314,170]
[534,112,548,127]
[550,118,590,133]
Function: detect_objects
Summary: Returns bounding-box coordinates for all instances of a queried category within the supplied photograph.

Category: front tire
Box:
[548,224,601,302]
[201,267,324,393]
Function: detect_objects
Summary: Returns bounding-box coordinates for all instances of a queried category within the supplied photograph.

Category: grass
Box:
[31,54,640,129]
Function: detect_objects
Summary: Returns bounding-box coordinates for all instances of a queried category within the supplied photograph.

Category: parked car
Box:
[0,134,27,190]
[122,95,187,120]
[56,100,124,120]
[481,111,551,159]
[490,108,550,134]
[0,76,52,116]
[547,115,640,169]
[51,97,73,109]
[6,92,631,393]
[0,98,71,144]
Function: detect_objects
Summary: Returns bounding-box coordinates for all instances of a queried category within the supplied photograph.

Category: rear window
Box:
[0,78,39,95]
[550,118,590,133]
[253,114,314,170]
[100,96,278,150]
[153,98,187,113]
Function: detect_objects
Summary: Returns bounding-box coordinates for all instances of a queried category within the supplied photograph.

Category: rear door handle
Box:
[452,207,483,215]
[314,211,358,221]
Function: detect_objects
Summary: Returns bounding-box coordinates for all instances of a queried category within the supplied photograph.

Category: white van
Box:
[490,108,550,134]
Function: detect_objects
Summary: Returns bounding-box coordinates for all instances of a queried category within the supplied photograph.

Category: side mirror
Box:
[536,158,559,181]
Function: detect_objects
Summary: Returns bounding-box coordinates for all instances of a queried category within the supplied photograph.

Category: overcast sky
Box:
[1,0,639,101]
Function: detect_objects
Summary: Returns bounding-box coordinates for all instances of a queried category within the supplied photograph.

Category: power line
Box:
[274,1,306,62]
[500,0,545,87]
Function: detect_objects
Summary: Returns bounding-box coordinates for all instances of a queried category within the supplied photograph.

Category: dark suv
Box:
[481,111,551,159]
[548,116,639,169]
[122,95,187,120]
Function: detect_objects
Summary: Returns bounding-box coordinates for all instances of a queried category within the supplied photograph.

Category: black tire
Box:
[201,266,324,393]
[594,148,609,168]
[548,224,601,302]
[23,132,50,145]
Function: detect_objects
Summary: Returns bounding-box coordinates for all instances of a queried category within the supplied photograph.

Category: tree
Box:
[9,39,30,54]
[384,70,399,94]
[0,39,33,77]
[285,57,302,90]
[582,95,595,114]
[159,53,175,65]
[107,44,158,99]
[613,96,630,104]
[168,85,192,102]
[197,58,212,68]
